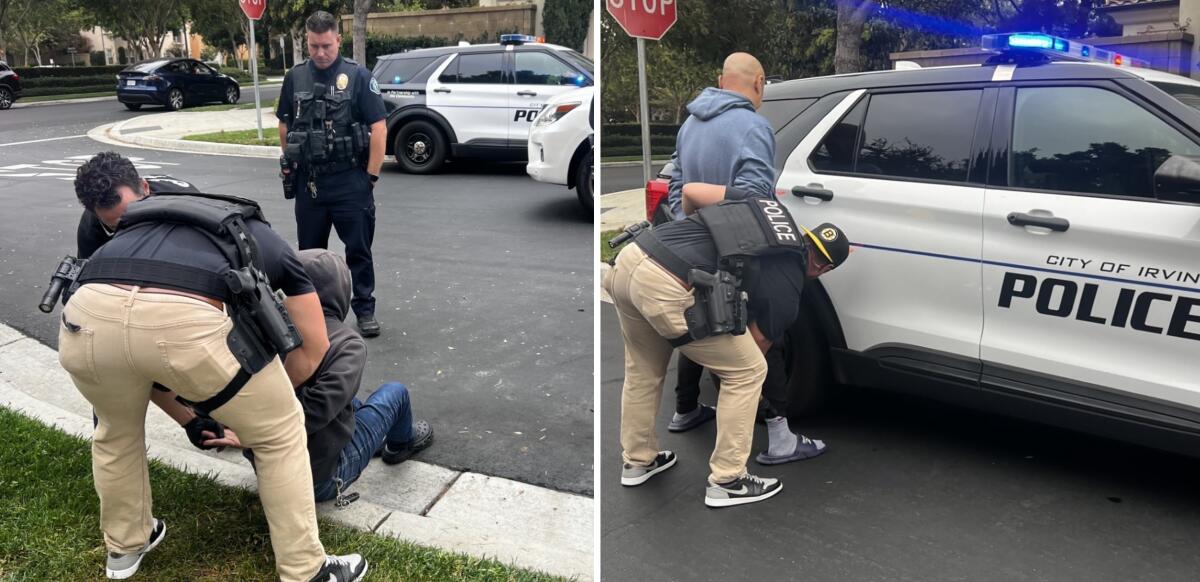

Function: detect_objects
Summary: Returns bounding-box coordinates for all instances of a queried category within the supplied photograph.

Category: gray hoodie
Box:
[667,88,777,219]
[296,249,363,483]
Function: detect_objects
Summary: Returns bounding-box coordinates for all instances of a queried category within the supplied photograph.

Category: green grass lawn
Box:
[183,128,280,147]
[600,230,625,264]
[22,91,116,103]
[0,407,568,581]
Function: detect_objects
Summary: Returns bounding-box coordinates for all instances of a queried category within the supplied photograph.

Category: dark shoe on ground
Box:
[668,404,716,432]
[308,554,368,582]
[755,435,827,465]
[357,315,381,338]
[106,518,166,579]
[381,419,434,465]
[704,473,783,508]
[621,450,676,486]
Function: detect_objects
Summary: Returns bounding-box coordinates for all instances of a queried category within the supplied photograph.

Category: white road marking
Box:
[0,134,87,147]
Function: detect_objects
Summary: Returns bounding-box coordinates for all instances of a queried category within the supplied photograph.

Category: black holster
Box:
[683,269,748,343]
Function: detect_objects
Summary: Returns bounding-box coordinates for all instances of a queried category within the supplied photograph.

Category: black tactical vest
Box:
[693,198,808,275]
[286,58,370,174]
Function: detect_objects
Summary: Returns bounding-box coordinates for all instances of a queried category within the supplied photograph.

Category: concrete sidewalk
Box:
[599,188,644,232]
[0,323,592,580]
[90,107,283,158]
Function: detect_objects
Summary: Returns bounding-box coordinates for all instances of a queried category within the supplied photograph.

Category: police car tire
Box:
[783,304,833,416]
[124,103,142,111]
[576,149,593,211]
[394,120,446,174]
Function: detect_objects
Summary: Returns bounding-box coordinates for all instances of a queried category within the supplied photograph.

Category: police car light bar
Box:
[981,32,1150,69]
[500,34,540,45]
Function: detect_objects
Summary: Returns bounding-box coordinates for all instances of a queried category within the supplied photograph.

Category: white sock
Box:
[672,406,701,423]
[766,416,798,457]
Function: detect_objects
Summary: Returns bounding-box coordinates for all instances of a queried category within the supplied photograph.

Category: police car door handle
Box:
[433,87,451,94]
[1007,212,1070,232]
[791,184,834,202]
[517,90,538,97]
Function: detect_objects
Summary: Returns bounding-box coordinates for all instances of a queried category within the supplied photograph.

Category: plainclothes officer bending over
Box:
[278,10,388,338]
[59,153,367,581]
[602,184,850,508]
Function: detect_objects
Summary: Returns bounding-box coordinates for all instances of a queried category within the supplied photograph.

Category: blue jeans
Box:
[313,382,413,502]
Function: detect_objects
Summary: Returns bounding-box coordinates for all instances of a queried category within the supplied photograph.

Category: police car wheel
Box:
[783,303,833,416]
[576,149,593,211]
[224,86,239,104]
[0,87,11,110]
[165,88,184,111]
[124,103,142,111]
[394,120,446,174]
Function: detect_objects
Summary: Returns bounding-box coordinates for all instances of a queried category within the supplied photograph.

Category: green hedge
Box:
[219,67,267,84]
[22,85,115,97]
[340,35,452,71]
[21,75,119,89]
[14,65,126,79]
[603,123,681,138]
[603,145,677,158]
[543,0,591,52]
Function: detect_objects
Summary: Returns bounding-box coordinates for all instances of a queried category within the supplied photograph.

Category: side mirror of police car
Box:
[1154,154,1200,204]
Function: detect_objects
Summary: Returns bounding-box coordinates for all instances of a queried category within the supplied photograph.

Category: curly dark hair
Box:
[74,151,141,212]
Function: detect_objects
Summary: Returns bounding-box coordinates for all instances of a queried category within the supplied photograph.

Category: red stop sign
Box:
[606,0,677,41]
[240,0,266,20]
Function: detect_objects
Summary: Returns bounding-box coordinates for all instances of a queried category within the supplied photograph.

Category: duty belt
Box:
[631,232,702,348]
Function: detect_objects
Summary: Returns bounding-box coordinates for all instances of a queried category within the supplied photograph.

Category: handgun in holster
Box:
[684,268,747,340]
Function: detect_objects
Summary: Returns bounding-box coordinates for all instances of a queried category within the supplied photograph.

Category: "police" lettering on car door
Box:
[998,272,1200,341]
[514,109,542,122]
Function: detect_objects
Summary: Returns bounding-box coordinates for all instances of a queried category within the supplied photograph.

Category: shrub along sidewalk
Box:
[0,407,567,581]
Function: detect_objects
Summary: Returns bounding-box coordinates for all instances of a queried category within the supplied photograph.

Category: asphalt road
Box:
[5,86,282,145]
[600,304,1200,581]
[600,163,663,194]
[0,98,593,495]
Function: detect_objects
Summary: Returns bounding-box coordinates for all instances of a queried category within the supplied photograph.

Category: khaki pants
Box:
[604,244,767,483]
[59,284,325,582]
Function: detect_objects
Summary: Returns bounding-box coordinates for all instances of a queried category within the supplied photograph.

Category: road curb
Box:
[0,322,592,580]
[13,95,118,108]
[92,113,281,159]
[600,159,669,168]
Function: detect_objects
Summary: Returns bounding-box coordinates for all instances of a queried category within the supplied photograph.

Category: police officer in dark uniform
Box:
[277,10,388,338]
[57,152,367,581]
[601,184,850,508]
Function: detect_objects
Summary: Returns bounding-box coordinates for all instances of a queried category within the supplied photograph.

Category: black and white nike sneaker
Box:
[307,554,369,582]
[620,451,677,486]
[105,518,166,579]
[704,473,783,508]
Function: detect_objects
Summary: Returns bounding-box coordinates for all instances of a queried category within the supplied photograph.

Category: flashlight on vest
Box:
[39,256,87,313]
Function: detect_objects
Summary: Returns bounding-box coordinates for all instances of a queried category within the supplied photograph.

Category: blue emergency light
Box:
[500,34,537,45]
[981,32,1149,68]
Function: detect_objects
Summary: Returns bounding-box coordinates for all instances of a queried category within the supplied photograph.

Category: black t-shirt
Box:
[648,217,807,343]
[76,175,201,259]
[87,212,314,300]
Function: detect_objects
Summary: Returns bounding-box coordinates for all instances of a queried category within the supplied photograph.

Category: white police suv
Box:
[526,86,594,210]
[372,34,594,174]
[760,33,1200,456]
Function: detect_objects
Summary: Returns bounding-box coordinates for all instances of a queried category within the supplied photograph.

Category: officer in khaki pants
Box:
[57,152,368,581]
[603,184,849,508]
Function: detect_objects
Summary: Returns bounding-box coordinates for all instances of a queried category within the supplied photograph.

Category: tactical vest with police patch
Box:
[693,198,808,275]
[287,58,370,174]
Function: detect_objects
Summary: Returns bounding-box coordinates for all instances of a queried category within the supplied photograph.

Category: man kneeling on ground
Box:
[207,248,434,501]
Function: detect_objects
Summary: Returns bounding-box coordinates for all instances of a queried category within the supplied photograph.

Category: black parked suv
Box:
[117,58,240,111]
[0,62,21,110]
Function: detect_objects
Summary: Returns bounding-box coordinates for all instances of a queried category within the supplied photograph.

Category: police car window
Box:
[1011,86,1200,198]
[1149,82,1200,112]
[375,57,436,85]
[558,50,594,75]
[759,98,816,133]
[856,90,981,182]
[809,99,867,173]
[515,52,580,85]
[439,53,503,84]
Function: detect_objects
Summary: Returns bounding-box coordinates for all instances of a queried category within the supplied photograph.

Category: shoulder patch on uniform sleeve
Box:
[370,77,380,95]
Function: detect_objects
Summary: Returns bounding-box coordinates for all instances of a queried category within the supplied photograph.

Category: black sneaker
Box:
[357,315,381,338]
[620,451,676,486]
[105,518,166,579]
[307,554,368,582]
[704,473,783,508]
[381,420,434,465]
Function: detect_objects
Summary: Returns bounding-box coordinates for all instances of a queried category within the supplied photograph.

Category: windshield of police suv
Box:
[374,56,439,85]
[559,50,593,76]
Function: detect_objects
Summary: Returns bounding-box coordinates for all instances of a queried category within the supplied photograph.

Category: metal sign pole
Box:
[249,16,263,141]
[636,37,652,185]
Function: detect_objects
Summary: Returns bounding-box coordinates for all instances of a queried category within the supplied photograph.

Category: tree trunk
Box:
[292,28,303,66]
[834,0,874,74]
[353,0,374,65]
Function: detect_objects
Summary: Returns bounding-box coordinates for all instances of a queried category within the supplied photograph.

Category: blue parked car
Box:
[117,58,240,111]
